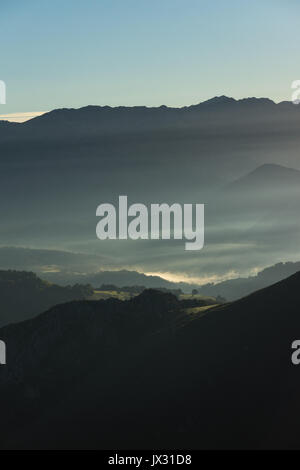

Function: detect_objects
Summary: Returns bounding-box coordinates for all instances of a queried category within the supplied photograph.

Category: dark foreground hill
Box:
[1,277,300,449]
[0,270,93,327]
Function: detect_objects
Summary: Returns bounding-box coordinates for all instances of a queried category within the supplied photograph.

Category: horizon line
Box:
[0,95,296,123]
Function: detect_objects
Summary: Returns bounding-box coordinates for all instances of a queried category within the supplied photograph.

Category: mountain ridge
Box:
[1,95,297,130]
[20,95,296,125]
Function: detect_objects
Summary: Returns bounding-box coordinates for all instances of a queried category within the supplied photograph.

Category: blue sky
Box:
[0,0,299,118]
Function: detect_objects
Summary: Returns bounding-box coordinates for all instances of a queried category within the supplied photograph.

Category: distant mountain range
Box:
[199,261,300,301]
[1,271,300,449]
[0,96,300,146]
[50,269,200,292]
[1,96,300,282]
[1,96,299,138]
[0,247,200,292]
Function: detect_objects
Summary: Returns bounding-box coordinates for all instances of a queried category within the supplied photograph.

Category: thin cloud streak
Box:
[0,111,46,122]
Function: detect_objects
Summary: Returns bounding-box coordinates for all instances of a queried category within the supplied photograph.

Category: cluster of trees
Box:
[99,283,183,297]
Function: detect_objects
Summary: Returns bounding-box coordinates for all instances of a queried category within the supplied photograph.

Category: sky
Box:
[0,0,299,120]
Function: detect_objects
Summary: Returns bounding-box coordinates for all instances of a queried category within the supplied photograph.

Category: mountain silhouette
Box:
[1,274,300,449]
[217,163,300,252]
[0,247,200,291]
[227,163,300,193]
[199,260,300,301]
[0,270,93,327]
[1,96,299,141]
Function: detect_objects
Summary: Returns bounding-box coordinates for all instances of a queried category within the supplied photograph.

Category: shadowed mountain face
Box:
[0,270,93,327]
[0,289,181,384]
[1,275,300,449]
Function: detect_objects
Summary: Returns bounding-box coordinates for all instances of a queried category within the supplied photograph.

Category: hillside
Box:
[1,274,300,449]
[0,270,92,327]
[199,260,300,300]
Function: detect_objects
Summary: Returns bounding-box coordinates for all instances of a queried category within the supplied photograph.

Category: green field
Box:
[88,290,136,301]
[89,290,218,304]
